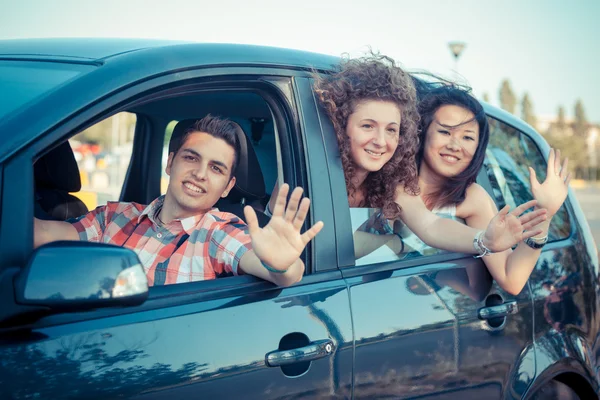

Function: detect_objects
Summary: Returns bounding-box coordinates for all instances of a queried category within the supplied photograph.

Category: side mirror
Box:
[15,241,148,311]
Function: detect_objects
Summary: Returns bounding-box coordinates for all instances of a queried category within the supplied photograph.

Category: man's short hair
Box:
[169,114,241,177]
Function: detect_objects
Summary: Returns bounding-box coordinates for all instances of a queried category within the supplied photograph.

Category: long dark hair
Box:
[314,54,420,219]
[416,85,489,209]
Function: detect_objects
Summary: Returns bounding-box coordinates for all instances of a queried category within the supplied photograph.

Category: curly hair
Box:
[314,54,420,219]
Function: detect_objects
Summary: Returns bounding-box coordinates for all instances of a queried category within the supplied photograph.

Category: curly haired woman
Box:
[313,54,549,258]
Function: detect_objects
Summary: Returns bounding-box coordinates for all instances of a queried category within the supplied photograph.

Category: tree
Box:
[573,99,588,138]
[556,106,567,131]
[545,105,588,177]
[499,79,517,114]
[76,112,137,149]
[521,92,536,128]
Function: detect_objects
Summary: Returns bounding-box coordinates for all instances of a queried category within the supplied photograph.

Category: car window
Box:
[349,117,571,267]
[351,207,447,266]
[69,112,136,209]
[485,117,571,242]
[31,81,298,288]
[0,60,94,120]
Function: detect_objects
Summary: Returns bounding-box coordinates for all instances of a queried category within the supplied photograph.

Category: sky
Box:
[1,0,599,123]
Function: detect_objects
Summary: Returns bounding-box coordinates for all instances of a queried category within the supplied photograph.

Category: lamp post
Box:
[448,41,466,74]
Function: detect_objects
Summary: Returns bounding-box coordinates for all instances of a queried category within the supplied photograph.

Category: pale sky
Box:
[2,0,599,123]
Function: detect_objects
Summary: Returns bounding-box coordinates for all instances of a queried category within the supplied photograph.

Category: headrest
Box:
[228,121,266,202]
[34,141,81,192]
[169,118,266,202]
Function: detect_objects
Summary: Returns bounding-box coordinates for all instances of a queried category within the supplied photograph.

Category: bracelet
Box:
[261,260,289,274]
[479,232,493,255]
[529,234,548,242]
[524,235,548,249]
[473,231,493,258]
[395,232,405,254]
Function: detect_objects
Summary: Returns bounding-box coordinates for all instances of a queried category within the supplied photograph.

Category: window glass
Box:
[69,112,136,209]
[485,117,571,241]
[351,207,447,266]
[0,60,93,119]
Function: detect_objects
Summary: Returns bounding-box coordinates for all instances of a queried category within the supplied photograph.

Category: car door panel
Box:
[0,281,353,399]
[345,256,533,399]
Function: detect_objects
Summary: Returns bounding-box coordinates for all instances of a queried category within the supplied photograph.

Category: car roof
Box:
[0,38,340,69]
[0,38,191,61]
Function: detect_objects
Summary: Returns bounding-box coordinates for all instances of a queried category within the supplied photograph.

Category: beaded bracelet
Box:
[261,260,289,274]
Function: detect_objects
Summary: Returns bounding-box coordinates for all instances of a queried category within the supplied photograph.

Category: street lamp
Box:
[448,41,466,74]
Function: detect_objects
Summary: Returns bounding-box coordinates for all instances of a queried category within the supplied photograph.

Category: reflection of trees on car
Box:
[0,332,208,399]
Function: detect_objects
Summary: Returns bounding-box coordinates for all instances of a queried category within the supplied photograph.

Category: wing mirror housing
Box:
[15,241,148,311]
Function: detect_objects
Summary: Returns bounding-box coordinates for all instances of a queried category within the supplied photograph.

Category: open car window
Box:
[32,80,303,289]
[351,207,448,267]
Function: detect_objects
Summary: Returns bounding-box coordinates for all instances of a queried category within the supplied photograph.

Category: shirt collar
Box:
[138,195,214,234]
[138,195,164,225]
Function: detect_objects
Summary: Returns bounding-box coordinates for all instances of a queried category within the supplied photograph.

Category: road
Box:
[573,185,600,248]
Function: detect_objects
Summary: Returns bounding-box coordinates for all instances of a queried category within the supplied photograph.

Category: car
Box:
[0,38,598,399]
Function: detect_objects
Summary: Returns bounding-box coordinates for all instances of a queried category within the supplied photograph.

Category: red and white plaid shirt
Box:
[71,196,252,286]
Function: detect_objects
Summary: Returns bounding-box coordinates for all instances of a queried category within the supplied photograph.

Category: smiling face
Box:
[163,131,236,220]
[345,100,401,182]
[421,104,480,179]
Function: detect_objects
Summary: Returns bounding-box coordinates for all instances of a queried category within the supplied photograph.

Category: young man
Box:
[34,115,323,287]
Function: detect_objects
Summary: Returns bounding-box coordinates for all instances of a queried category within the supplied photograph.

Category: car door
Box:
[315,100,536,399]
[340,253,535,399]
[0,61,354,399]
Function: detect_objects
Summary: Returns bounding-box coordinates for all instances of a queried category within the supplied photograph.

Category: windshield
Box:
[0,60,94,120]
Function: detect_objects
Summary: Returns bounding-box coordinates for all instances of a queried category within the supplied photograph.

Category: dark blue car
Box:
[0,39,598,399]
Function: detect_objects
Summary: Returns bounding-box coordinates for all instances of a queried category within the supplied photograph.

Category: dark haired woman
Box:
[399,85,569,294]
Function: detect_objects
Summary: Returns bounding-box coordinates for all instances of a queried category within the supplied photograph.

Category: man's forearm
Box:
[269,259,304,287]
[238,250,303,287]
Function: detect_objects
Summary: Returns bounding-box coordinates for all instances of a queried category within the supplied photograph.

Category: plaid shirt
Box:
[71,196,252,286]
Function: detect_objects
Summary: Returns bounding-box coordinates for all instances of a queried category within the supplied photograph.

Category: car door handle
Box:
[478,300,519,320]
[265,339,334,367]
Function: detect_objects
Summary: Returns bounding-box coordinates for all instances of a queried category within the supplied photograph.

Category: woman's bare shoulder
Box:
[458,183,497,217]
[465,183,492,200]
